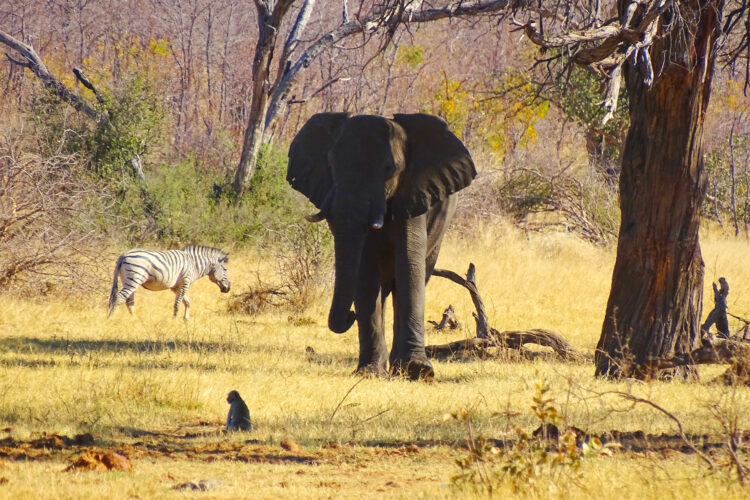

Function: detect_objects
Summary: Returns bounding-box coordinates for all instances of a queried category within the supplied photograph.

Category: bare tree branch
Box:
[236,0,513,196]
[263,0,512,145]
[515,0,671,124]
[432,264,490,338]
[0,29,101,121]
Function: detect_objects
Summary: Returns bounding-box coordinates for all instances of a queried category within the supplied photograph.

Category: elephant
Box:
[287,112,476,380]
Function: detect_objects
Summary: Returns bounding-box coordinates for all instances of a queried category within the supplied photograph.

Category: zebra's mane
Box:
[182,244,229,262]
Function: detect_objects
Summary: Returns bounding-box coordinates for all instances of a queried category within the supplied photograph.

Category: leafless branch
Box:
[0,29,101,121]
[264,0,512,130]
[515,0,671,124]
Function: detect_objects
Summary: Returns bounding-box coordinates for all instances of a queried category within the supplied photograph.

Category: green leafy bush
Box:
[28,72,311,247]
[136,144,308,246]
[450,378,618,495]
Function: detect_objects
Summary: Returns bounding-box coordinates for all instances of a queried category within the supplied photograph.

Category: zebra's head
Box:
[208,253,231,293]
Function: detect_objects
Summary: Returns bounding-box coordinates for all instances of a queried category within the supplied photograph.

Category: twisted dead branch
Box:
[514,0,670,124]
[427,264,580,360]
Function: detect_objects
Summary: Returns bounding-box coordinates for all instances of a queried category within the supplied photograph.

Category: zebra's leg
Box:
[182,294,191,320]
[125,294,135,314]
[115,276,145,314]
[173,285,190,320]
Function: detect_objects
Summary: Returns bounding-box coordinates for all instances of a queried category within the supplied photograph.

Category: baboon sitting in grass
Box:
[226,390,252,432]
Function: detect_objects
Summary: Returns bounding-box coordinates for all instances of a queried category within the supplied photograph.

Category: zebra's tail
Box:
[108,256,123,317]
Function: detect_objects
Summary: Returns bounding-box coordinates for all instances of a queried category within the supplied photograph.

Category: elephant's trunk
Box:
[328,230,365,334]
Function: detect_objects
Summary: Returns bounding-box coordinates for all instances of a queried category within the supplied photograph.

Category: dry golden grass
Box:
[1,221,749,498]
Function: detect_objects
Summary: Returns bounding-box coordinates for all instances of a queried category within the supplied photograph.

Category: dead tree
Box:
[518,0,733,378]
[231,0,513,197]
[702,278,730,339]
[0,29,101,121]
[426,264,580,360]
[432,264,489,338]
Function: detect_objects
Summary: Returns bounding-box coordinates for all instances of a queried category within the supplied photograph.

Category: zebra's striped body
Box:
[108,245,230,319]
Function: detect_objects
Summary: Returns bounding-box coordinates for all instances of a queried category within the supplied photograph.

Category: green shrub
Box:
[86,73,163,178]
[130,143,310,246]
[450,377,618,496]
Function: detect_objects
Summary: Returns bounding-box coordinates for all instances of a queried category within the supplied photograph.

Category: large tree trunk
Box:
[232,0,294,198]
[595,0,724,378]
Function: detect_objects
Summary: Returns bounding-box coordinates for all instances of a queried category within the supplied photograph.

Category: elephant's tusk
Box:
[305,212,326,223]
[371,213,384,230]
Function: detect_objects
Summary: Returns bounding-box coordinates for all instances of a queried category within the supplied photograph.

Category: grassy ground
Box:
[1,221,749,498]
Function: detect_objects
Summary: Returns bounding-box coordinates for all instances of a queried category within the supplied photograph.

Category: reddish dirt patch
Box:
[280,437,302,453]
[65,451,132,472]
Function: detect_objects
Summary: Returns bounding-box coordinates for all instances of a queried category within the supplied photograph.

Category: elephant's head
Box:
[287,113,476,334]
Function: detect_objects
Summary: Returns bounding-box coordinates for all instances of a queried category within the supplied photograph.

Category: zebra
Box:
[108,245,231,319]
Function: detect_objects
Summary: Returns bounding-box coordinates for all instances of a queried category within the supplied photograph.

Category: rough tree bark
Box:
[595,0,724,378]
[232,0,297,197]
[520,0,727,378]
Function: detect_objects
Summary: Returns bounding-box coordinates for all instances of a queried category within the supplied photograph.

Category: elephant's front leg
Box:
[353,236,388,376]
[390,214,433,381]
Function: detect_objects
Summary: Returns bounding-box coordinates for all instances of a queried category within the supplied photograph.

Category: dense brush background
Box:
[0,1,747,292]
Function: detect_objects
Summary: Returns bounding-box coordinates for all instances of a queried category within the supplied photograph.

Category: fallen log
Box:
[426,328,580,360]
[646,339,750,370]
[645,339,750,385]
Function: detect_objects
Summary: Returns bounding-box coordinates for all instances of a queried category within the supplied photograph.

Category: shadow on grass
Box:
[0,336,357,370]
[0,336,236,355]
[0,357,229,371]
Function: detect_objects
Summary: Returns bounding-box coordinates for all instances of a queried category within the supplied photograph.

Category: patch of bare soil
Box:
[0,424,743,469]
[0,432,94,461]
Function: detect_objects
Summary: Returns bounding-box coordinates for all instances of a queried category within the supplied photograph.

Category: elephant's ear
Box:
[391,113,476,219]
[287,112,351,209]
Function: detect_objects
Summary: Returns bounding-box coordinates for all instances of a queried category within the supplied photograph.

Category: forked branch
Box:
[0,29,101,120]
[427,264,579,360]
[514,0,670,124]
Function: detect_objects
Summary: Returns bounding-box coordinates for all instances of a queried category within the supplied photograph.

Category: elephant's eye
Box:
[385,163,396,177]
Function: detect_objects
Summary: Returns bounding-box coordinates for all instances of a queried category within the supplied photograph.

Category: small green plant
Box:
[449,377,617,495]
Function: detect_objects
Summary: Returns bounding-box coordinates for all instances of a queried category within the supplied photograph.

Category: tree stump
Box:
[702,277,730,339]
[428,305,459,330]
